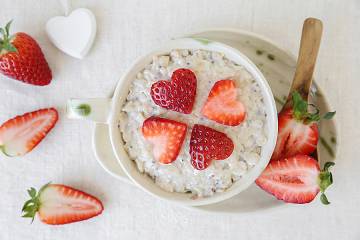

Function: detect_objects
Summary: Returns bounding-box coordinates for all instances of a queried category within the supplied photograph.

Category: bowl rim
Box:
[107,38,278,206]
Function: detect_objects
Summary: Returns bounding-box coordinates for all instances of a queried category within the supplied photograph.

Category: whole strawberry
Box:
[0,20,52,86]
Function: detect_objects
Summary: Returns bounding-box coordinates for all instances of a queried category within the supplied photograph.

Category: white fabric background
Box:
[0,0,359,239]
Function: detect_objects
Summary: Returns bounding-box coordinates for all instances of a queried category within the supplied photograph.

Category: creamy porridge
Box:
[119,49,267,197]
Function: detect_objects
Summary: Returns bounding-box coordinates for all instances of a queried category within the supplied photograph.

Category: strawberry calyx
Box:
[317,162,335,205]
[0,20,17,54]
[21,182,51,223]
[291,91,336,124]
[0,145,10,157]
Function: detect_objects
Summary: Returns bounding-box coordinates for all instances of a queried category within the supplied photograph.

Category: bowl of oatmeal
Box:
[67,38,278,206]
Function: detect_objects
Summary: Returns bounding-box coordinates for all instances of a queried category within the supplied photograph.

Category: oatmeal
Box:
[119,49,268,197]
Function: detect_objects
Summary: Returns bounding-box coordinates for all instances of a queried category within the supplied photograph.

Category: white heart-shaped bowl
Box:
[67,38,278,206]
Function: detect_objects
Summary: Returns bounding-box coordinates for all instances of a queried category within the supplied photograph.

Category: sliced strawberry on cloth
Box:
[142,116,187,164]
[0,108,58,157]
[271,91,335,161]
[0,20,52,86]
[22,183,104,225]
[202,79,246,126]
[151,68,197,114]
[190,124,234,170]
[256,155,335,204]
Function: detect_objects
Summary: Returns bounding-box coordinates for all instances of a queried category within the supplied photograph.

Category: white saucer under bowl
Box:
[93,29,338,213]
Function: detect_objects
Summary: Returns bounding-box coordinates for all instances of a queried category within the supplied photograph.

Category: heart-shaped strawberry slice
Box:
[150,68,197,114]
[190,124,234,170]
[202,79,246,126]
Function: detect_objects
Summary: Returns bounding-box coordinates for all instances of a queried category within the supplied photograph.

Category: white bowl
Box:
[67,38,278,206]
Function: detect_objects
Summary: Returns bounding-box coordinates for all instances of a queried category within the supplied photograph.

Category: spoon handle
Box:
[287,18,323,102]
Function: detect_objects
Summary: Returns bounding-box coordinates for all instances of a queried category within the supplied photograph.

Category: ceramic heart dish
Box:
[46,8,96,59]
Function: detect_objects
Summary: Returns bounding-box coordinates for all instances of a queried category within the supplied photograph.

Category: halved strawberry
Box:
[256,155,334,204]
[22,183,104,225]
[202,79,246,126]
[151,68,197,114]
[0,108,58,157]
[142,116,187,164]
[271,108,319,161]
[190,124,234,170]
[272,91,336,161]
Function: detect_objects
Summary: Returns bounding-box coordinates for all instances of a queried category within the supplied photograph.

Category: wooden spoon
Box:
[282,18,323,110]
[281,18,323,160]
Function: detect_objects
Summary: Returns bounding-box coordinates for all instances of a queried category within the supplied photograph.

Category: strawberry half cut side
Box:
[142,116,187,164]
[256,155,335,204]
[22,183,104,225]
[0,108,58,157]
[271,108,319,160]
[202,79,246,126]
[271,91,336,161]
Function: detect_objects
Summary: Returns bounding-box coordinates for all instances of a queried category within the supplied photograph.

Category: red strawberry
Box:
[0,20,52,86]
[142,116,187,164]
[151,68,197,114]
[190,124,234,170]
[271,108,319,161]
[202,79,246,126]
[256,155,334,204]
[22,183,104,225]
[0,108,58,157]
[272,91,336,161]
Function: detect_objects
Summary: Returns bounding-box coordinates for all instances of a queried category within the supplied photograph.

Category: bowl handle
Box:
[66,98,111,123]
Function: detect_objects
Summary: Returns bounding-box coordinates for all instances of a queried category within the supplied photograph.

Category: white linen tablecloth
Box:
[0,0,359,239]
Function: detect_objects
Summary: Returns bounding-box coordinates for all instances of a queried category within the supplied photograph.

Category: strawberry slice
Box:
[271,108,319,161]
[256,155,335,204]
[0,108,58,157]
[142,116,187,164]
[190,124,234,170]
[151,68,197,114]
[202,79,246,126]
[22,183,104,225]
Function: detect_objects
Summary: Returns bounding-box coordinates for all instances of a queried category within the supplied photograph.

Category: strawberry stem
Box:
[318,162,335,205]
[22,182,51,223]
[0,20,17,54]
[291,91,336,124]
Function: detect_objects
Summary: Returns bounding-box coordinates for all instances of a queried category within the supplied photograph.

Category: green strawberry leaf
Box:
[0,28,5,38]
[3,42,17,52]
[318,171,332,192]
[323,111,336,120]
[27,188,37,198]
[0,20,17,53]
[320,193,330,205]
[291,91,334,124]
[317,162,335,205]
[5,20,13,37]
[21,199,34,211]
[292,91,308,119]
[323,161,335,172]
